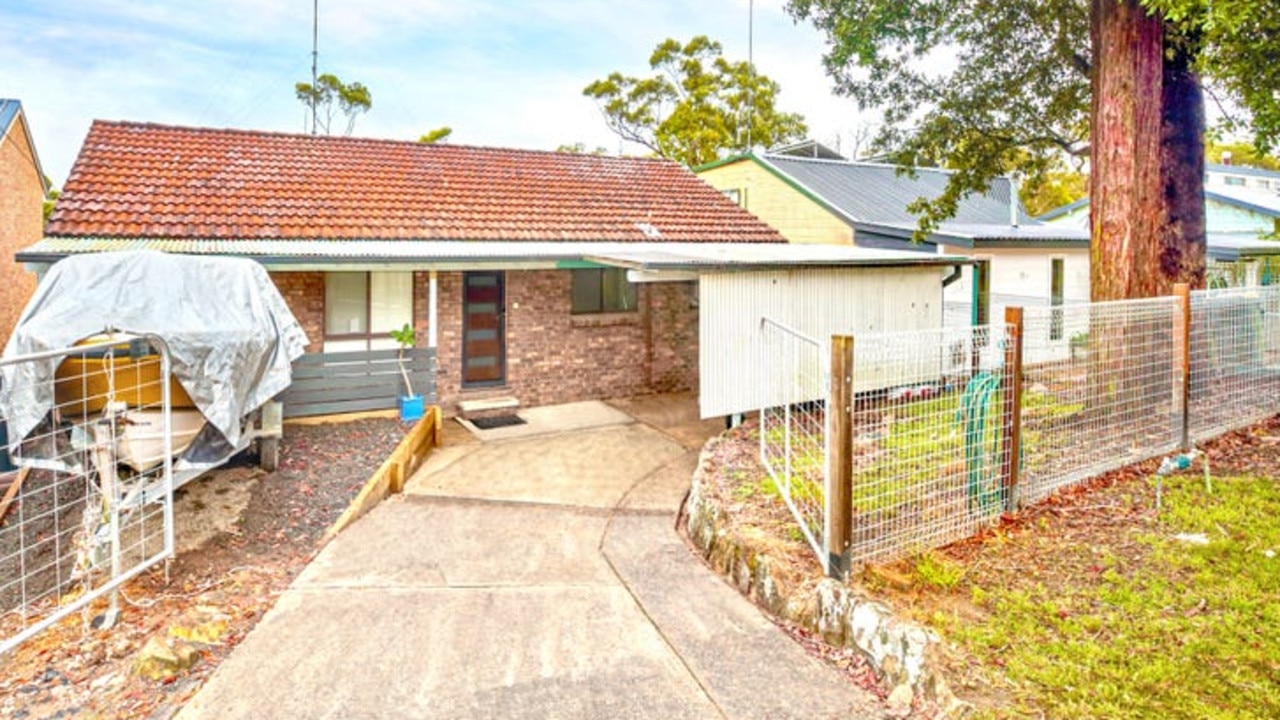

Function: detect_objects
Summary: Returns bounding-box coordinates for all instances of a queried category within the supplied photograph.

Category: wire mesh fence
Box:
[1017,298,1183,504]
[847,324,1014,564]
[1189,286,1280,442]
[762,286,1280,572]
[758,319,829,573]
[1,335,175,655]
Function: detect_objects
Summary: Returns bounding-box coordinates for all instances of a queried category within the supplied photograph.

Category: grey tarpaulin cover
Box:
[1,250,308,452]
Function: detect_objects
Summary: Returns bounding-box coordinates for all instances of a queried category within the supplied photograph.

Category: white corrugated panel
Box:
[699,266,945,418]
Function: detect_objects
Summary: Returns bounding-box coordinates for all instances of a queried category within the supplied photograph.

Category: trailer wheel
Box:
[258,437,279,472]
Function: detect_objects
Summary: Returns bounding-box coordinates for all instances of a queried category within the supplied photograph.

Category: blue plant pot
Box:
[398,395,425,422]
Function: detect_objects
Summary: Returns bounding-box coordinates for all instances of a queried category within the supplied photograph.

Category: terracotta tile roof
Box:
[47,121,785,243]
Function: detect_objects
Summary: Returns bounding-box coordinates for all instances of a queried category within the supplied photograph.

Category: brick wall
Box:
[269,268,700,413]
[270,271,325,352]
[0,117,44,347]
[436,270,699,412]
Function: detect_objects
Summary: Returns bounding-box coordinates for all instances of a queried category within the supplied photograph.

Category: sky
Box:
[1,0,871,188]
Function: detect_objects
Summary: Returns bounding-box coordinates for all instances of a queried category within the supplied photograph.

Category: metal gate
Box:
[1,335,175,654]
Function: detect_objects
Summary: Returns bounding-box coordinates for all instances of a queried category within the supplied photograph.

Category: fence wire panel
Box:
[1,336,174,655]
[759,319,829,572]
[1189,286,1280,442]
[1018,298,1183,504]
[848,324,1013,565]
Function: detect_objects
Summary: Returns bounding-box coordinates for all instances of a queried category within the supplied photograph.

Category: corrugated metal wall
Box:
[699,267,945,418]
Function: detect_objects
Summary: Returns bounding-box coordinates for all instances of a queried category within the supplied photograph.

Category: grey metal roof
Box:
[17,237,964,271]
[1207,162,1280,181]
[1042,186,1280,224]
[767,139,846,160]
[851,220,1089,249]
[761,154,1033,226]
[1207,233,1280,261]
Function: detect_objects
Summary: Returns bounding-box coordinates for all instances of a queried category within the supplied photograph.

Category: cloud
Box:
[5,0,868,184]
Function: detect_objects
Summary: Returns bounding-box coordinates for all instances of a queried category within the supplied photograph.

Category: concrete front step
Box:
[456,395,519,418]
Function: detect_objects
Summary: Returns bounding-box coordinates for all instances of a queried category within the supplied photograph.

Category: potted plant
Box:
[391,323,424,422]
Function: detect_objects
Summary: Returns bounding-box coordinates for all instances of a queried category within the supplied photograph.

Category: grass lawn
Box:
[907,470,1280,719]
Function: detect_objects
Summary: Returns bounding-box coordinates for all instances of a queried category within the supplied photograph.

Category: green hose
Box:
[959,372,1001,513]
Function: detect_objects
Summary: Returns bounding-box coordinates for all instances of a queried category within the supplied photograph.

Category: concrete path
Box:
[177,397,885,720]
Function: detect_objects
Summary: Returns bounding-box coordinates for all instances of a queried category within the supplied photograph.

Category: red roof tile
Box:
[47,121,784,243]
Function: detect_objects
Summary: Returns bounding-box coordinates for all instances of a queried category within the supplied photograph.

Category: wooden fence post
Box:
[1001,307,1024,511]
[826,335,854,579]
[1174,283,1192,451]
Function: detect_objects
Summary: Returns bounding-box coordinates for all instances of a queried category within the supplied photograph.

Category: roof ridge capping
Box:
[762,152,1016,183]
[89,119,680,165]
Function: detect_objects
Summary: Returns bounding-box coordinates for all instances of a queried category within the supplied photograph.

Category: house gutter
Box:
[941,264,964,288]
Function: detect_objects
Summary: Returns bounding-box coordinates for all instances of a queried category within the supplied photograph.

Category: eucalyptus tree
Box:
[584,35,808,167]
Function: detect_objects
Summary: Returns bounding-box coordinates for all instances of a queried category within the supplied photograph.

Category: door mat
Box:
[469,414,526,430]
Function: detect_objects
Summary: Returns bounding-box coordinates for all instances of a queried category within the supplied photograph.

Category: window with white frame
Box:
[324,272,413,352]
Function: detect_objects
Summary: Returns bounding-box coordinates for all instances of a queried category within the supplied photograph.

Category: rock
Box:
[169,618,228,646]
[887,682,914,710]
[132,637,201,680]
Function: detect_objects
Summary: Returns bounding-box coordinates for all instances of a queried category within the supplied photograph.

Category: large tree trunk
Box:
[1087,2,1207,437]
[1090,0,1164,302]
[1090,0,1207,300]
[1158,35,1207,291]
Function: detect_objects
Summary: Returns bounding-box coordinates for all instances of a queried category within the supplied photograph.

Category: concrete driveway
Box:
[176,395,885,719]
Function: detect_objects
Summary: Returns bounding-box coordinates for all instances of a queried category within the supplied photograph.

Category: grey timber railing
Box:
[281,348,437,418]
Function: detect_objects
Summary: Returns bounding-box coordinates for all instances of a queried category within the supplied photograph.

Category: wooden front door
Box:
[462,272,506,387]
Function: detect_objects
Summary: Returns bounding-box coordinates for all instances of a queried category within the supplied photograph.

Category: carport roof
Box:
[587,243,967,272]
[18,237,968,271]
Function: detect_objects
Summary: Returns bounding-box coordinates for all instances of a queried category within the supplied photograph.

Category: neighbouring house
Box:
[695,151,1090,327]
[1206,160,1280,194]
[1041,182,1280,287]
[0,99,48,348]
[21,122,965,420]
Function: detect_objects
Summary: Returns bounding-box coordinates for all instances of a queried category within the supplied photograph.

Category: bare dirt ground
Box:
[0,416,405,720]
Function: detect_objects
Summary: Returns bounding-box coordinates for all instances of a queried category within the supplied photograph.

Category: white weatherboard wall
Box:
[699,266,946,418]
[941,247,1090,309]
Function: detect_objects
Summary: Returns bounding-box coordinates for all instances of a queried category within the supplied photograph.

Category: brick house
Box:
[21,121,789,416]
[0,99,48,348]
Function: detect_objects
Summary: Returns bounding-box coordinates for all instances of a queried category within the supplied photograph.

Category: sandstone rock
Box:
[132,636,201,680]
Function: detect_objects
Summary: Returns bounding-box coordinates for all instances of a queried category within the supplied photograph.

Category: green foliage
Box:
[914,551,965,590]
[295,73,372,136]
[583,35,808,167]
[1143,0,1280,154]
[1205,139,1280,170]
[1021,164,1087,218]
[787,0,1090,237]
[787,0,1280,235]
[390,323,416,396]
[948,475,1280,719]
[389,323,415,348]
[556,142,610,155]
[42,185,60,224]
[419,126,452,144]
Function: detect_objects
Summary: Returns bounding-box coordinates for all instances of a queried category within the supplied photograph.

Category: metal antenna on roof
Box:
[310,0,319,136]
[746,0,754,153]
